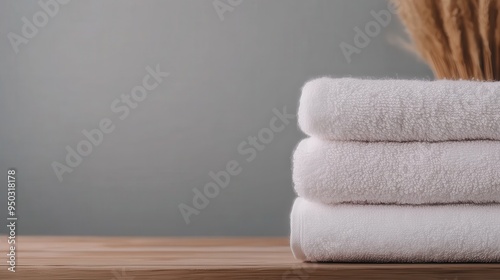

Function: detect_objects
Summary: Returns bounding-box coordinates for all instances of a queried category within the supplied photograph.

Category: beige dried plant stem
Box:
[441,0,469,79]
[478,0,495,80]
[458,0,485,80]
[496,0,500,77]
[393,0,500,81]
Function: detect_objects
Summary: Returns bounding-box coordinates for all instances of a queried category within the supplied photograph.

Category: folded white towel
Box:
[291,198,500,262]
[293,138,500,204]
[299,77,500,142]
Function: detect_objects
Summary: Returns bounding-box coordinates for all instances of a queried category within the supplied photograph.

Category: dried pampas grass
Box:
[392,0,500,80]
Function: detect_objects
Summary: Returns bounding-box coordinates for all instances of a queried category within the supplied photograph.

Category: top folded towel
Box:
[299,78,500,142]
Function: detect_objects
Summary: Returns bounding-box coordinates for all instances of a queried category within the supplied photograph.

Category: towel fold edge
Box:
[290,198,306,260]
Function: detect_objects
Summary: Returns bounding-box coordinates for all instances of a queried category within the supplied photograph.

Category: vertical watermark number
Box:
[6,169,17,273]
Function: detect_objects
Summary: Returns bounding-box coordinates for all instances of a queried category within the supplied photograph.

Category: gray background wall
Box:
[0,0,432,236]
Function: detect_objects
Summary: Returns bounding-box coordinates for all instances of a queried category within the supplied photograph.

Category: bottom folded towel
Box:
[291,198,500,262]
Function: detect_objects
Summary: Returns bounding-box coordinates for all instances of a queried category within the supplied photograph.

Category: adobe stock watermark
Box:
[399,142,438,178]
[457,83,500,112]
[282,263,318,280]
[455,83,500,134]
[7,0,71,54]
[178,106,295,224]
[340,1,398,63]
[213,0,243,21]
[111,268,134,280]
[51,64,169,182]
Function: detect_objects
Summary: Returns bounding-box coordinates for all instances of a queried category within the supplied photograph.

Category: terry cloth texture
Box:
[293,138,500,205]
[291,198,500,262]
[299,77,500,142]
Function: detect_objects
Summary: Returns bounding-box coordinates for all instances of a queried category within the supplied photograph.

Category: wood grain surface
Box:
[1,236,499,279]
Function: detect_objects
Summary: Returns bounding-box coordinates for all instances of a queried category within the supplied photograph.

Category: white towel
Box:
[293,137,500,205]
[291,198,500,262]
[299,77,500,142]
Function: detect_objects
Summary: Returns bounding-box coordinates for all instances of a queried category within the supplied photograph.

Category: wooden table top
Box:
[1,236,499,279]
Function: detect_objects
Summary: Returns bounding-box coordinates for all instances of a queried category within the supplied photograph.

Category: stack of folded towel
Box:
[291,78,500,262]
